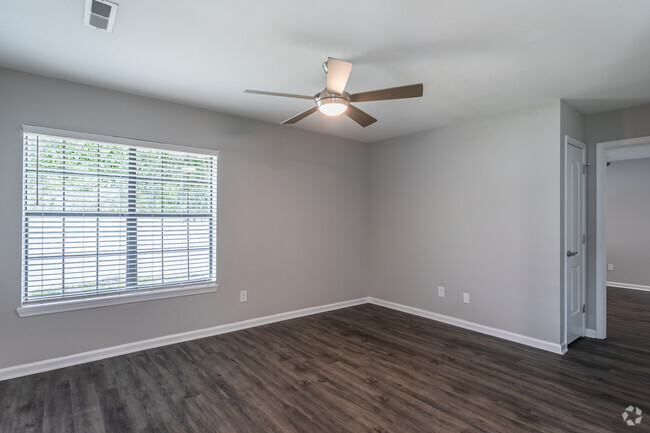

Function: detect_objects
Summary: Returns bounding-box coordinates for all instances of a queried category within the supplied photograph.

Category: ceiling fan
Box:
[244,57,423,127]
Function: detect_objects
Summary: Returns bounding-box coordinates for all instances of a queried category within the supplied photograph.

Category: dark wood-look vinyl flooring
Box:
[1,287,649,432]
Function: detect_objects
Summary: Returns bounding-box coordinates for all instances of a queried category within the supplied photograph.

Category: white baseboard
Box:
[368,297,564,355]
[585,328,597,338]
[607,281,650,292]
[1,295,568,381]
[0,297,369,382]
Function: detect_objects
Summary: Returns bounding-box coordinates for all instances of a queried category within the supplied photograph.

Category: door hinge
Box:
[582,304,586,313]
[582,234,586,244]
[582,163,590,174]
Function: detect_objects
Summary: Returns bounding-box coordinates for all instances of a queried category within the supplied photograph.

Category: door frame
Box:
[562,135,586,349]
[594,135,650,339]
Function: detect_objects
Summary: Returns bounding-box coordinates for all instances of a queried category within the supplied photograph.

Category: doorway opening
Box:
[594,136,650,339]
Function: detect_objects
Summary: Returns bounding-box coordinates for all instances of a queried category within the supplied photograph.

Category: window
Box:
[18,126,218,316]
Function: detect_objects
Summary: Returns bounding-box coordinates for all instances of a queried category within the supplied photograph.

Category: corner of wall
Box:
[561,99,585,142]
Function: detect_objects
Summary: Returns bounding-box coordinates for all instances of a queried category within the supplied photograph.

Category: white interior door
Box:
[565,137,586,344]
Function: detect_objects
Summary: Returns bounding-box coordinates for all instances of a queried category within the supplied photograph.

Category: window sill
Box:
[16,283,218,317]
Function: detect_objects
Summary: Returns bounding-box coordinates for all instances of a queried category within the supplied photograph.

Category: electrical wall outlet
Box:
[438,286,445,297]
[463,292,470,304]
[607,263,614,271]
[240,290,247,303]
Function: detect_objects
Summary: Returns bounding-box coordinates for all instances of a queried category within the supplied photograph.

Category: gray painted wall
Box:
[0,68,370,369]
[1,66,612,368]
[369,102,562,344]
[584,103,650,329]
[561,101,585,142]
[605,157,650,286]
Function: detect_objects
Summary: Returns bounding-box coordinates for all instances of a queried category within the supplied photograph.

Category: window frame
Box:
[17,125,219,317]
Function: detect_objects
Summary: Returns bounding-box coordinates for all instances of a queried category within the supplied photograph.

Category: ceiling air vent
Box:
[84,0,119,32]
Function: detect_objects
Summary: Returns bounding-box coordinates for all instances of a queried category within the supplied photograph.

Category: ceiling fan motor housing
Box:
[315,90,350,109]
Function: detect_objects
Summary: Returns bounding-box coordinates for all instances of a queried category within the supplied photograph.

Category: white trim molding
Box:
[17,284,219,317]
[368,298,564,355]
[585,328,597,338]
[1,297,368,381]
[607,281,650,292]
[22,124,219,156]
[596,135,650,340]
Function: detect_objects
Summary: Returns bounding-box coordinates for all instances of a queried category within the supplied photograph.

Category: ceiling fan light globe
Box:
[318,102,348,116]
[315,92,350,117]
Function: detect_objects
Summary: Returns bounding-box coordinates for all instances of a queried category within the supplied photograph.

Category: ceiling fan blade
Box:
[345,104,377,128]
[326,57,353,95]
[244,89,314,100]
[281,106,319,125]
[350,83,423,103]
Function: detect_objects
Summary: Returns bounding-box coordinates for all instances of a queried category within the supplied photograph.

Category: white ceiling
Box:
[1,1,650,143]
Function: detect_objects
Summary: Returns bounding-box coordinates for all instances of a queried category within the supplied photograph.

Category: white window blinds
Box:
[22,130,218,304]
